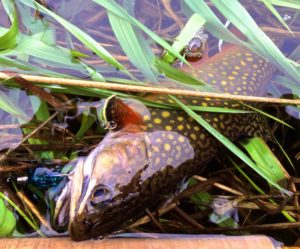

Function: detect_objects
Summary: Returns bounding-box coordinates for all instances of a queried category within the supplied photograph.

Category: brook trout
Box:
[52,43,276,241]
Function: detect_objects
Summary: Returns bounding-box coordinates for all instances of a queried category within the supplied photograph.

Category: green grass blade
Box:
[209,0,300,82]
[0,88,27,119]
[76,111,96,139]
[184,0,246,46]
[189,106,252,113]
[242,103,294,128]
[260,0,292,32]
[185,0,300,84]
[239,137,287,184]
[0,192,44,236]
[266,0,300,9]
[18,0,126,71]
[231,159,295,222]
[107,11,158,82]
[0,196,16,237]
[0,0,18,51]
[155,59,206,86]
[93,0,188,65]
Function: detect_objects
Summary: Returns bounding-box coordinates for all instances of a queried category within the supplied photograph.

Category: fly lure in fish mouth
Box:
[99,95,118,130]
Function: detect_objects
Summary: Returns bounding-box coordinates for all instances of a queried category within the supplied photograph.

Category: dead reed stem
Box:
[1,72,300,105]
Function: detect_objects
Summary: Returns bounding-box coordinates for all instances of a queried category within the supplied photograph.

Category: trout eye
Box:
[91,185,113,207]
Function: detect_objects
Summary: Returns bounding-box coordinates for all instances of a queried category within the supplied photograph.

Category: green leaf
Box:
[155,58,206,87]
[0,195,16,237]
[107,11,158,81]
[0,0,18,51]
[0,191,44,236]
[94,0,188,65]
[189,106,252,114]
[76,111,96,139]
[239,137,287,185]
[266,0,300,9]
[18,0,126,71]
[260,0,292,32]
[242,103,293,128]
[0,88,27,120]
[231,159,295,222]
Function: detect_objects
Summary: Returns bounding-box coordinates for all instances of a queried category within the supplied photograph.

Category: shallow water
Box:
[0,0,300,245]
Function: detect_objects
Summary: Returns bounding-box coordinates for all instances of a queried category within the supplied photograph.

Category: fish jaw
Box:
[65,127,194,241]
[67,128,150,240]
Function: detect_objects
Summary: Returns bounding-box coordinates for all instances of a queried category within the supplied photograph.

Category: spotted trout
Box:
[51,43,276,241]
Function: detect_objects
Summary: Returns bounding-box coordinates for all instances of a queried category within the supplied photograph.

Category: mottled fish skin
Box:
[60,45,276,241]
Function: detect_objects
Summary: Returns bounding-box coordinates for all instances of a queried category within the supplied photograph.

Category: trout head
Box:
[52,97,194,241]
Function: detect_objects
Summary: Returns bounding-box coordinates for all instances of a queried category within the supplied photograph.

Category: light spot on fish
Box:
[240,60,246,66]
[221,80,227,86]
[176,145,181,151]
[164,143,171,151]
[143,115,150,121]
[177,124,184,131]
[193,126,200,131]
[166,158,173,165]
[154,118,162,124]
[156,138,162,143]
[162,111,171,118]
[190,133,197,140]
[167,134,174,140]
[165,125,172,131]
[178,136,185,143]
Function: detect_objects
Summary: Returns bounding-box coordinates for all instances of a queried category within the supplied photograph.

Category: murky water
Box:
[0,0,300,245]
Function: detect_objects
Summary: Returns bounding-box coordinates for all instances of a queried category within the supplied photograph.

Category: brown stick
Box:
[0,236,281,249]
[1,72,300,105]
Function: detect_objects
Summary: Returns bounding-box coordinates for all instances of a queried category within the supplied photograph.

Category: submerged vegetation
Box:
[0,0,299,245]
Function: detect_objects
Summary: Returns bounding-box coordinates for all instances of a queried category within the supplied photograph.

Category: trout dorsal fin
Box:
[101,95,145,132]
